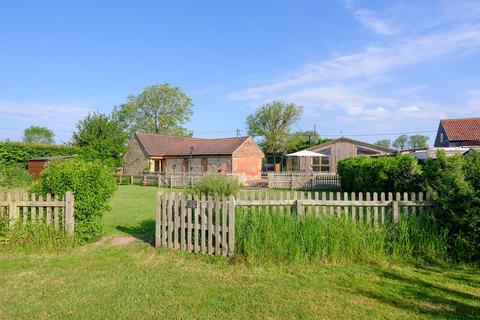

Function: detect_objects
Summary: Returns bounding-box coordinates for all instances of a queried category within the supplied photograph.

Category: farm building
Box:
[286,137,397,173]
[27,156,74,179]
[434,117,480,147]
[123,133,265,181]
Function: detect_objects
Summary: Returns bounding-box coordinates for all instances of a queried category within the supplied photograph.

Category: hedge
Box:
[0,142,81,167]
[337,155,422,193]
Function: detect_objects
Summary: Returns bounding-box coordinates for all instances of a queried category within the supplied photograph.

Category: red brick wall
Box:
[232,157,262,181]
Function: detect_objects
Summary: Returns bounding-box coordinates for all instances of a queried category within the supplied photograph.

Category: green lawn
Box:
[0,185,479,319]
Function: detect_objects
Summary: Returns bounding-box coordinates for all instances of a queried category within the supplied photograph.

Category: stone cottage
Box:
[123,133,265,181]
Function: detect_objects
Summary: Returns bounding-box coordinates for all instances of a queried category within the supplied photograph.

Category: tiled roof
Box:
[135,132,250,157]
[441,118,480,141]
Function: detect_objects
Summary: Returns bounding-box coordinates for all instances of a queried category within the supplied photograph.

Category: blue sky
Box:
[1,0,480,144]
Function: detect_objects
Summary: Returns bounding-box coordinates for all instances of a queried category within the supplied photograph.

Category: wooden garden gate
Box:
[155,192,235,257]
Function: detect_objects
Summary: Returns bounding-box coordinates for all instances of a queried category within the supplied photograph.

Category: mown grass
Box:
[0,243,479,319]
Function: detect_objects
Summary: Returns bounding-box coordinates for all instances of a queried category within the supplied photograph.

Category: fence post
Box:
[130,175,133,185]
[158,175,161,188]
[7,192,17,227]
[267,172,272,188]
[228,195,236,257]
[155,191,161,248]
[119,174,123,185]
[64,191,75,235]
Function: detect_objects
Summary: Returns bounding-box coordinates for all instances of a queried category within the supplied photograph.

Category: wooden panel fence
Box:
[268,172,340,190]
[155,192,235,257]
[0,191,74,234]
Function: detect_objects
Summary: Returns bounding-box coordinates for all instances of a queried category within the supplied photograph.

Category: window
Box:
[154,160,160,172]
[312,148,330,172]
[201,158,208,173]
[440,133,444,142]
[357,147,380,156]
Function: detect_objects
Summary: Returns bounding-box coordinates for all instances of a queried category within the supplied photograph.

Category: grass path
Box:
[0,185,478,319]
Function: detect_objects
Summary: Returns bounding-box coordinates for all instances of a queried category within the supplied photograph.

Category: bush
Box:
[0,165,32,189]
[190,174,241,197]
[337,155,422,193]
[0,141,81,167]
[31,159,116,243]
[422,150,480,262]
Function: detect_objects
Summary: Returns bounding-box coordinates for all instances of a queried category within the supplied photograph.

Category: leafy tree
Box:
[392,135,409,150]
[23,125,54,144]
[112,83,193,136]
[408,135,429,149]
[374,139,391,148]
[72,112,128,167]
[285,130,330,153]
[246,101,303,154]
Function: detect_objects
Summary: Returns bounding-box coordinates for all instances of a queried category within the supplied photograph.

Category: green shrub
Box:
[422,150,480,262]
[0,165,32,189]
[337,155,422,193]
[235,207,448,264]
[190,174,241,197]
[0,141,81,167]
[31,159,116,243]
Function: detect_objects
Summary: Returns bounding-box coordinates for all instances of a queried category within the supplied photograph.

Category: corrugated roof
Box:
[441,118,480,141]
[135,132,251,157]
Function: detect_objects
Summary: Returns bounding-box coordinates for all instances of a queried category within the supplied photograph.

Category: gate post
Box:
[228,195,236,257]
[64,191,75,235]
[155,191,162,248]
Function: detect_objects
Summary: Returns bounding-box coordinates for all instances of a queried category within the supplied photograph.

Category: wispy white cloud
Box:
[229,23,480,102]
[343,0,398,35]
[0,100,92,131]
[228,0,480,137]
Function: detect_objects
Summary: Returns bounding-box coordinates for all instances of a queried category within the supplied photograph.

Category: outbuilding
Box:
[123,133,265,181]
[27,156,74,179]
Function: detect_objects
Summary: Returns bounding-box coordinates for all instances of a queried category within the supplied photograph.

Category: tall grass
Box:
[235,208,448,264]
[0,218,73,251]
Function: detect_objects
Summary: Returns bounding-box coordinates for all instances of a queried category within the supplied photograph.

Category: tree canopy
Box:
[375,139,391,148]
[285,130,330,153]
[392,135,409,150]
[392,134,429,150]
[246,101,303,154]
[72,112,128,167]
[113,83,193,137]
[408,135,429,149]
[23,125,54,144]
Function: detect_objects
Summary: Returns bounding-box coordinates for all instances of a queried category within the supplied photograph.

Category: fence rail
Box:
[267,172,340,190]
[155,192,235,257]
[236,190,429,224]
[0,191,74,234]
[117,173,241,188]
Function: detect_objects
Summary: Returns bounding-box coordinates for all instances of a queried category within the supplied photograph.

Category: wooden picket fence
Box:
[0,191,74,234]
[156,190,431,257]
[118,173,240,188]
[155,192,235,257]
[267,172,341,190]
[236,190,430,224]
